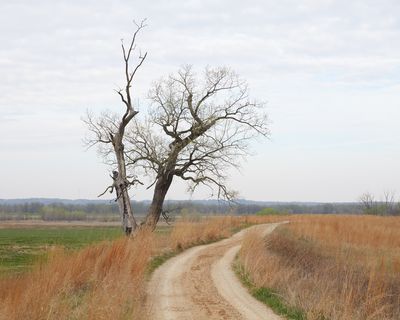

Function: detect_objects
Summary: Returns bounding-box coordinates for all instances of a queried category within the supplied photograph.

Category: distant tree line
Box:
[0,200,379,221]
[0,202,130,221]
[3,195,398,221]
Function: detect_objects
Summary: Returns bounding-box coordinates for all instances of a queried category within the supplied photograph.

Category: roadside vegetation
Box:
[0,215,286,320]
[238,215,400,320]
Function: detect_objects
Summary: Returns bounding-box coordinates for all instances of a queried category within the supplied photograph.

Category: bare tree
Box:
[84,21,147,235]
[359,192,376,214]
[383,190,396,215]
[359,191,400,215]
[125,65,269,229]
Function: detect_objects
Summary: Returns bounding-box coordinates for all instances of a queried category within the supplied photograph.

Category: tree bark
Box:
[144,172,174,230]
[113,133,137,235]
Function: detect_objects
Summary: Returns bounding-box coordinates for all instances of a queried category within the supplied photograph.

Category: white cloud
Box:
[1,0,400,200]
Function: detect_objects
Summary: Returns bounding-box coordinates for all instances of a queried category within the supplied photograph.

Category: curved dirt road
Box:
[146,223,284,320]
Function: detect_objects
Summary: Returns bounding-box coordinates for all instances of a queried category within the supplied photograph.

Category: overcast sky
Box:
[1,0,399,202]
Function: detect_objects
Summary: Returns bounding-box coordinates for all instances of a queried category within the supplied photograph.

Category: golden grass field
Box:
[0,214,399,320]
[239,215,400,320]
[0,215,283,320]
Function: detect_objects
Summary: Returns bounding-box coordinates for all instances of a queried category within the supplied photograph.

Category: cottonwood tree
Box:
[125,66,269,229]
[84,21,147,235]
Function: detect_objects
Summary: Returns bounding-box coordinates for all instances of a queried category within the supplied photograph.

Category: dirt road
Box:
[146,223,284,320]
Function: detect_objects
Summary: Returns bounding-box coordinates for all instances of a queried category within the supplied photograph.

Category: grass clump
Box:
[234,260,306,320]
[253,287,306,320]
[146,250,177,275]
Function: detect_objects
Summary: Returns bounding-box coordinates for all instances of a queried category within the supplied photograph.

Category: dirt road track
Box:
[145,223,284,320]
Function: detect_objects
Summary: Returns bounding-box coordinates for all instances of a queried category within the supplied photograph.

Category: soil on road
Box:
[145,223,284,320]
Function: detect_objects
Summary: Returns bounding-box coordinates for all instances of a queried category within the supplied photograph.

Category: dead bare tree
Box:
[84,21,147,235]
[125,65,269,229]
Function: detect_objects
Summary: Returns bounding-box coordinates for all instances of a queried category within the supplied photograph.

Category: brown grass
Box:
[239,215,400,320]
[0,214,287,319]
[171,214,290,250]
[0,229,154,320]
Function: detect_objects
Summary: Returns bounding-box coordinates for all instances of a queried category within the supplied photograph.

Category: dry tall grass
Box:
[0,230,154,320]
[0,214,287,319]
[171,214,289,250]
[239,215,400,320]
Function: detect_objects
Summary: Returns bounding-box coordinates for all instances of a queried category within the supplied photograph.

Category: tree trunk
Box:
[113,134,137,235]
[144,172,173,230]
[114,176,137,235]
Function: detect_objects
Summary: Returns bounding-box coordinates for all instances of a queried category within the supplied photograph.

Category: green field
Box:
[0,226,124,275]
